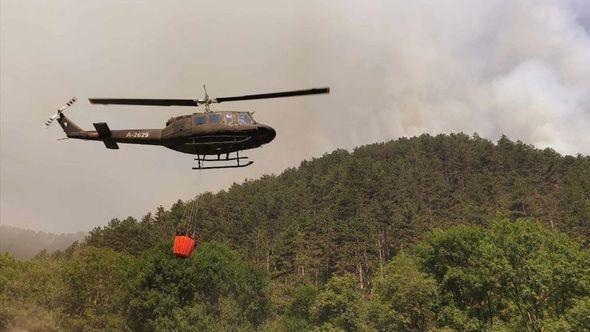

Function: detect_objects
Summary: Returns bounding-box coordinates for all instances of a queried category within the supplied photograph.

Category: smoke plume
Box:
[305,0,590,155]
[1,0,589,232]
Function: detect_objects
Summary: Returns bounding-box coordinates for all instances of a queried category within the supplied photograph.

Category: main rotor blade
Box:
[89,98,200,107]
[215,87,330,103]
[89,87,330,107]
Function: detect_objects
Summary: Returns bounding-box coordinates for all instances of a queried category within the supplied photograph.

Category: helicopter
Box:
[45,86,329,170]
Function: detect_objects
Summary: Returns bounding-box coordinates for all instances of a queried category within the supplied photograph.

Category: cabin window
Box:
[195,116,206,125]
[225,113,233,124]
[238,113,254,125]
[209,114,221,123]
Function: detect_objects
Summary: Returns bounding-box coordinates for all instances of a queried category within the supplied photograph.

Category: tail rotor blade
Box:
[46,97,77,127]
[45,113,59,127]
[58,97,78,111]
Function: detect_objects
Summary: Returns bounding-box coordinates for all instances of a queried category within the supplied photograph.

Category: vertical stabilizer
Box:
[46,97,83,137]
[57,114,83,137]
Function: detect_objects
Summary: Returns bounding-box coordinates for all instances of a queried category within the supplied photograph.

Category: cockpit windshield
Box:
[238,112,255,125]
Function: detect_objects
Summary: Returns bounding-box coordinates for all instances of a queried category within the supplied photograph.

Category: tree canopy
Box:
[1,134,589,331]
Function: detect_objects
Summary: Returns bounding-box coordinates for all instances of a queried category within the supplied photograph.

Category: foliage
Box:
[127,241,270,331]
[564,297,590,331]
[420,219,590,331]
[0,225,85,259]
[0,254,65,331]
[309,274,363,331]
[86,216,162,255]
[1,134,589,331]
[367,253,439,331]
[82,134,590,287]
[60,246,134,330]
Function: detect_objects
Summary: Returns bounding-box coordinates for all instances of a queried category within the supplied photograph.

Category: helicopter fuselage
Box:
[64,111,276,155]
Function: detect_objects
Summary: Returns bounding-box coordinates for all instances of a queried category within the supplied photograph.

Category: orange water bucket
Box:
[173,235,196,258]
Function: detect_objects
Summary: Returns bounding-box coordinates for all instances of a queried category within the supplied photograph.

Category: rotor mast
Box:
[203,85,212,113]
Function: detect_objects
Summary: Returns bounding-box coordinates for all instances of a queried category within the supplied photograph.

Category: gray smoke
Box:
[1,0,589,233]
[307,0,590,155]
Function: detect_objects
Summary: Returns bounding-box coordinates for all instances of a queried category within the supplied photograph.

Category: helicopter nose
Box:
[258,125,276,143]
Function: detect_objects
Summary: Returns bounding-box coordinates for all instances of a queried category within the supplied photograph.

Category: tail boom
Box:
[49,99,162,149]
[67,124,163,148]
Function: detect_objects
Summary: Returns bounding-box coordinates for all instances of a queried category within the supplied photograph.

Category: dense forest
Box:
[1,133,589,331]
[0,226,85,259]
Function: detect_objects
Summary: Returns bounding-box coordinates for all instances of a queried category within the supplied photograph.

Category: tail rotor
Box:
[45,97,77,127]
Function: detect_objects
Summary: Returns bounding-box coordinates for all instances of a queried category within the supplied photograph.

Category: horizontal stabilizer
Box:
[93,122,112,137]
[103,139,119,149]
[93,123,118,149]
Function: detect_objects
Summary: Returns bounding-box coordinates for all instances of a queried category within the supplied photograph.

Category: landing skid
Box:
[192,151,253,170]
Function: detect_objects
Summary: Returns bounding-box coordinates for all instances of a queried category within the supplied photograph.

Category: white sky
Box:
[1,0,589,233]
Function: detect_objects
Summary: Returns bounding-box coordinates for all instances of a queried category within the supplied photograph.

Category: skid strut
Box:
[193,151,253,170]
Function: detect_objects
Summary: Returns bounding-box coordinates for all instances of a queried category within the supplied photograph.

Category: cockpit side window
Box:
[209,114,221,123]
[195,115,206,125]
[238,113,254,125]
[225,113,233,124]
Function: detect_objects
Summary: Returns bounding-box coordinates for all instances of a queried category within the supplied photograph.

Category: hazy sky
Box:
[1,0,589,233]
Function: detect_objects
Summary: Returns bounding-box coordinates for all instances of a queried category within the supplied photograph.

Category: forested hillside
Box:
[2,134,589,331]
[0,226,85,259]
[87,133,590,285]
